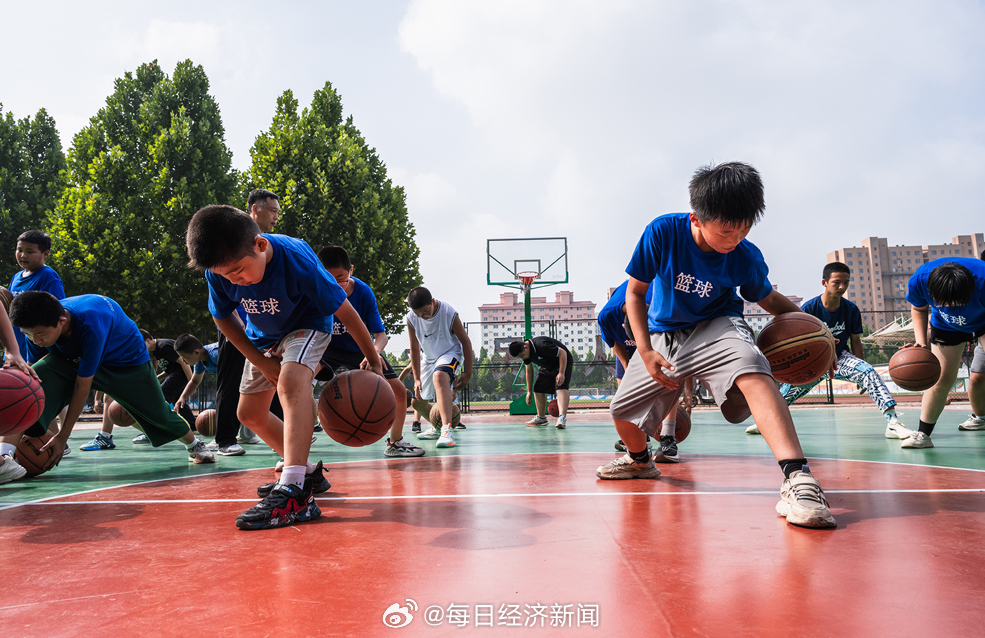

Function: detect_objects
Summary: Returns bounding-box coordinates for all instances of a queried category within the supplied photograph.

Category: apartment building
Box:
[478,291,599,356]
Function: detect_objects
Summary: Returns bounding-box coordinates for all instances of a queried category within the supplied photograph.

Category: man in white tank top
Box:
[405,286,473,448]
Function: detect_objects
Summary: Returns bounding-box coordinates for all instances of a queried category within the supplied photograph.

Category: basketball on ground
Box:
[429,403,462,428]
[0,368,46,436]
[195,409,217,437]
[107,401,136,427]
[14,430,56,477]
[757,312,836,385]
[889,347,941,392]
[675,404,691,443]
[547,398,559,417]
[318,370,396,447]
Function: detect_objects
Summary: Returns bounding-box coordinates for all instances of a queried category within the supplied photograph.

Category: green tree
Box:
[0,104,66,283]
[244,83,421,333]
[47,60,237,335]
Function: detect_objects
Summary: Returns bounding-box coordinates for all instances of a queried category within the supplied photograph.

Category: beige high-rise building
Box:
[827,233,984,328]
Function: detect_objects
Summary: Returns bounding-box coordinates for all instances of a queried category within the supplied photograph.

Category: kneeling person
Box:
[6,292,213,466]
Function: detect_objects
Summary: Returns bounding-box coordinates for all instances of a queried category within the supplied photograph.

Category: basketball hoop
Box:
[517,271,539,292]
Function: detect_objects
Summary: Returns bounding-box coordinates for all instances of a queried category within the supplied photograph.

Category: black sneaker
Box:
[313,423,324,433]
[411,421,421,433]
[235,480,321,530]
[653,435,680,463]
[257,461,331,498]
[453,422,466,429]
[614,435,650,452]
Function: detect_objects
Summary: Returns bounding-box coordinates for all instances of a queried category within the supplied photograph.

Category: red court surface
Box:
[3,453,985,637]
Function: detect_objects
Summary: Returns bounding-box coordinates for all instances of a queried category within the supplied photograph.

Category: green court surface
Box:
[3,405,984,507]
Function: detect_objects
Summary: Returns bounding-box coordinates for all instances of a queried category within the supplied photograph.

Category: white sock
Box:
[306,462,315,473]
[184,438,199,450]
[0,442,15,456]
[660,419,676,438]
[280,465,306,489]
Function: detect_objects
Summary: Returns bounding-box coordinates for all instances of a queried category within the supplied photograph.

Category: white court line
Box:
[16,487,985,506]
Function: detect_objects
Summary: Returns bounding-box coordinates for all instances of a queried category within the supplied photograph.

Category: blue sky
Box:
[3,0,984,325]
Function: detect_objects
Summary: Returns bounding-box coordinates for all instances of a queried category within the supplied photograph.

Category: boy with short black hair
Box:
[172,334,244,453]
[186,204,382,530]
[5,292,213,467]
[406,286,473,448]
[316,245,424,458]
[901,257,985,448]
[597,161,837,528]
[8,230,65,361]
[508,337,572,429]
[745,261,913,440]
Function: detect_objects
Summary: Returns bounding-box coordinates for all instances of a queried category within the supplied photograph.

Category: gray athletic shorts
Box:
[972,344,985,374]
[240,329,332,394]
[610,316,773,436]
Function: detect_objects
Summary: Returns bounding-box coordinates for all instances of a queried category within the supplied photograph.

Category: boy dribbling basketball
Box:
[186,205,382,530]
[596,161,837,529]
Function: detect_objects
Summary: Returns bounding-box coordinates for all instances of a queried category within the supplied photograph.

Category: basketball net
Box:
[517,271,539,293]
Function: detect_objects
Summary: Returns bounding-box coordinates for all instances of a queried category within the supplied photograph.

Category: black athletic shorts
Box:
[315,347,397,382]
[533,357,574,394]
[930,324,985,347]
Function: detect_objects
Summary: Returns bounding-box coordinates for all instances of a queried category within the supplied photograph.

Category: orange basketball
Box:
[547,398,560,417]
[107,401,136,426]
[195,409,217,437]
[429,403,462,428]
[675,405,691,443]
[757,313,836,385]
[889,347,941,392]
[14,430,56,477]
[318,370,396,447]
[0,368,46,436]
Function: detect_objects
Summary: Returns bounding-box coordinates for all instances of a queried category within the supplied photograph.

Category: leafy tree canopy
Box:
[244,83,421,333]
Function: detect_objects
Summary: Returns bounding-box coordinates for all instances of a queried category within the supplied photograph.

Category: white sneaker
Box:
[436,427,455,448]
[238,426,262,444]
[596,453,661,479]
[958,414,985,431]
[417,425,440,440]
[901,431,934,449]
[384,437,426,458]
[555,415,567,429]
[776,471,836,528]
[745,423,761,435]
[205,439,219,451]
[526,415,548,427]
[0,453,27,484]
[132,433,150,444]
[217,443,246,456]
[188,441,216,463]
[885,418,914,440]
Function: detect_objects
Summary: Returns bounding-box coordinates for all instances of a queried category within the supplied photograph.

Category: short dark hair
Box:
[139,329,153,341]
[689,162,765,227]
[175,334,204,353]
[9,291,65,328]
[17,230,51,252]
[927,262,975,307]
[186,205,261,270]
[317,245,351,271]
[407,286,432,309]
[823,262,851,280]
[248,189,279,210]
[508,341,526,357]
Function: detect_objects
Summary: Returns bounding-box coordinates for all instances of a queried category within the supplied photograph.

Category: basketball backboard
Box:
[487,237,568,287]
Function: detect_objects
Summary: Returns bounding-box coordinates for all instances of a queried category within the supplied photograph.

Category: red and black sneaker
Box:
[236,479,321,530]
[256,461,331,498]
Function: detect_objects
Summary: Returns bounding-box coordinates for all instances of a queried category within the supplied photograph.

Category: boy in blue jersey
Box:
[4,292,214,468]
[597,162,836,529]
[0,296,38,484]
[745,262,913,440]
[316,245,424,458]
[186,205,382,530]
[8,231,65,361]
[600,280,693,457]
[900,257,985,449]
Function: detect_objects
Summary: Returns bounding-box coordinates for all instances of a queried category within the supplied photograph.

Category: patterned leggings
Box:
[779,350,897,413]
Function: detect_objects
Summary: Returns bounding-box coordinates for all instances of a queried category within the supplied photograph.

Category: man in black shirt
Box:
[508,336,572,428]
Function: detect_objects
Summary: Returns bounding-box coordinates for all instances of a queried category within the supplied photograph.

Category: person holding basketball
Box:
[900,257,985,449]
[0,294,39,484]
[596,161,837,529]
[186,205,382,530]
[5,292,214,468]
[405,286,473,449]
[745,262,914,440]
[316,245,424,458]
[508,336,572,429]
